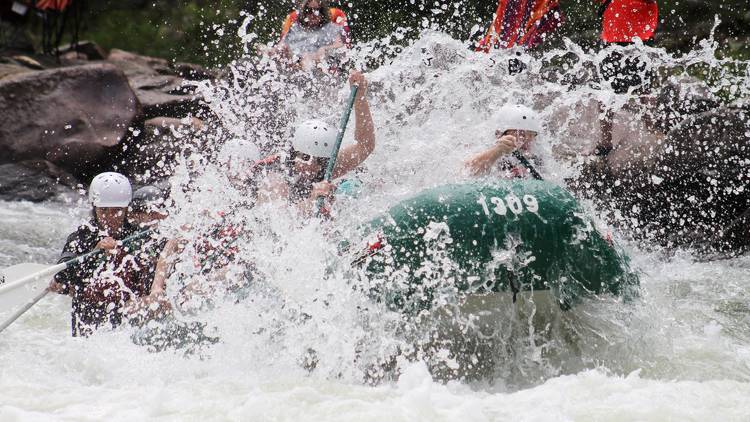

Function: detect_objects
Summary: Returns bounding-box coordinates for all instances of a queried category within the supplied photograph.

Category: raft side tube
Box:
[358,180,639,313]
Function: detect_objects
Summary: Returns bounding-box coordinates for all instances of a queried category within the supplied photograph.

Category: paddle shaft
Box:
[0,229,152,333]
[316,85,359,213]
[512,150,543,181]
[0,262,64,296]
[0,289,48,332]
[0,229,151,295]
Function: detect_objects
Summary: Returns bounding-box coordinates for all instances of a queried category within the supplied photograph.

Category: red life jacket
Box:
[600,0,658,43]
[36,0,72,11]
[80,250,148,312]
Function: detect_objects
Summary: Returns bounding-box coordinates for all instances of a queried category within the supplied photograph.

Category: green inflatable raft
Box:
[355,180,639,313]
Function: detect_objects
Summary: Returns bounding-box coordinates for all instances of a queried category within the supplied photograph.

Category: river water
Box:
[1,31,749,421]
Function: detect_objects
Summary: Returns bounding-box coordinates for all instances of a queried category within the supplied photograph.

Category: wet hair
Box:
[297,0,331,28]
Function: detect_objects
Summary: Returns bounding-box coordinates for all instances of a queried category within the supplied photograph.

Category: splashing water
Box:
[1,20,749,420]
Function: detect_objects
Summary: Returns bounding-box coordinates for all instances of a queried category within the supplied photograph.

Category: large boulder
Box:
[0,63,140,177]
[545,98,663,159]
[107,49,207,119]
[120,116,206,183]
[650,76,721,133]
[579,107,750,253]
[173,62,217,80]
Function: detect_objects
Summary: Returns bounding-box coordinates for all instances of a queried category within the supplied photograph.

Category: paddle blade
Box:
[0,263,52,320]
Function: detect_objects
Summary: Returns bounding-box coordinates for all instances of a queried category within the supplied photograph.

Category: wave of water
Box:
[1,28,749,420]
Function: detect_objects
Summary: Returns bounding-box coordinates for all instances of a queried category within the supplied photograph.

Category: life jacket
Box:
[80,249,147,313]
[476,0,563,52]
[600,0,658,43]
[35,0,72,11]
[280,7,351,47]
[54,221,150,336]
[194,211,242,272]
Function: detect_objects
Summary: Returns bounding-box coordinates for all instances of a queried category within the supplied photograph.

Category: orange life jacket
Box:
[280,7,351,47]
[600,0,658,43]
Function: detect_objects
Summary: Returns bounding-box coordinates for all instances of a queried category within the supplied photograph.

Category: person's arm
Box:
[123,239,179,320]
[464,135,519,177]
[149,239,178,298]
[332,71,375,179]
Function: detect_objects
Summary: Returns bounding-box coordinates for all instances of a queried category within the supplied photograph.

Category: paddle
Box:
[315,85,359,215]
[0,229,152,333]
[512,150,543,181]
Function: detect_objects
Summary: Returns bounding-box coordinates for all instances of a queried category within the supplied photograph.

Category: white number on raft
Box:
[477,195,491,216]
[523,195,539,213]
[490,197,507,215]
[505,194,523,215]
[478,194,540,217]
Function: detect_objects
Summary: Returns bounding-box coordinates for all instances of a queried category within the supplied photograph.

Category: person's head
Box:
[288,119,336,184]
[494,105,541,151]
[297,0,331,29]
[129,185,168,227]
[89,172,132,234]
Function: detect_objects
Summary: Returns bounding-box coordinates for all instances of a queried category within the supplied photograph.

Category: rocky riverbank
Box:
[0,36,747,255]
[0,42,213,201]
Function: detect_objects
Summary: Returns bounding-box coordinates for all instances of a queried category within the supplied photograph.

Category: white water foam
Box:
[1,22,749,420]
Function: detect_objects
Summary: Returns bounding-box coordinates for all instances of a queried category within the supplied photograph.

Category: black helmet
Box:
[130,186,166,213]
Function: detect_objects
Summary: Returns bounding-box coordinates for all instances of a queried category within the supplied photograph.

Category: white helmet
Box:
[291,119,338,158]
[218,139,260,177]
[495,104,542,134]
[89,172,132,208]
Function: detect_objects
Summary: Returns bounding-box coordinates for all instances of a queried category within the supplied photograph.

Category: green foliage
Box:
[82,0,246,66]
[70,0,750,65]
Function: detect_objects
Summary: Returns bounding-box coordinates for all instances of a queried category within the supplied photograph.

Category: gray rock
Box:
[0,160,78,202]
[10,55,44,70]
[144,116,204,132]
[0,63,140,177]
[59,51,90,66]
[0,62,31,79]
[652,76,721,133]
[136,88,201,120]
[125,67,204,119]
[107,48,171,77]
[57,40,108,61]
[172,62,217,81]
